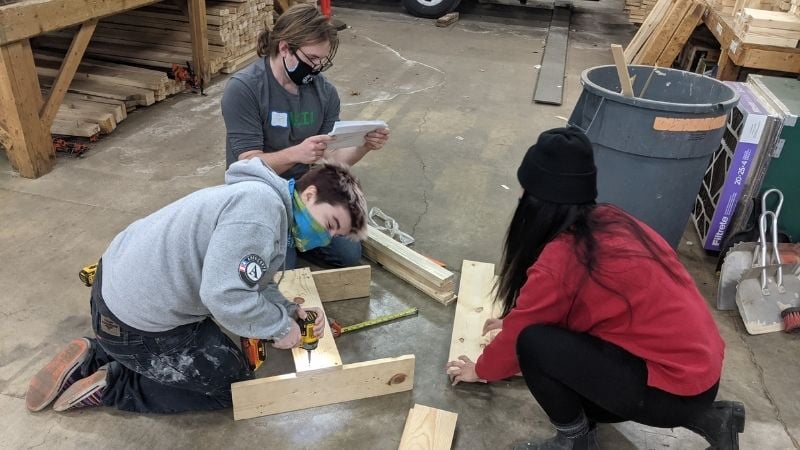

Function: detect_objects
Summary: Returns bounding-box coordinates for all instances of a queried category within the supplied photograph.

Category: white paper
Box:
[327,120,388,150]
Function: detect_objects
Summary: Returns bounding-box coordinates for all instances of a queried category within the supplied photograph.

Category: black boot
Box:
[511,414,600,450]
[686,401,746,450]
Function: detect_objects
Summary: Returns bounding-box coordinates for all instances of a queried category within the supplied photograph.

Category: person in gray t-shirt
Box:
[222,5,389,269]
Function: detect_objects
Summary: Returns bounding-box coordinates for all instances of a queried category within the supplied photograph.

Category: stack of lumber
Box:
[624,0,659,24]
[734,8,800,47]
[33,0,274,76]
[362,226,456,305]
[625,0,707,66]
[709,0,738,15]
[34,50,185,138]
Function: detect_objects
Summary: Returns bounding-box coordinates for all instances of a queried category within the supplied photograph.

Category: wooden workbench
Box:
[703,5,800,80]
[0,0,210,178]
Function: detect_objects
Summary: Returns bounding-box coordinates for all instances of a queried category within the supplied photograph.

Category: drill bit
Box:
[307,349,312,366]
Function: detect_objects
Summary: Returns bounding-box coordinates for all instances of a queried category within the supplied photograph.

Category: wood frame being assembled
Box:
[0,0,210,178]
[363,225,457,305]
[231,267,415,421]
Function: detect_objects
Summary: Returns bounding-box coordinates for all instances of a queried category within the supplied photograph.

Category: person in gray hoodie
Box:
[25,158,368,414]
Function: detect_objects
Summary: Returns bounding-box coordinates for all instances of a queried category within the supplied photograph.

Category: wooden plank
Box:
[610,44,633,97]
[365,252,457,305]
[739,34,798,46]
[447,260,496,367]
[39,19,96,128]
[716,48,742,80]
[57,102,115,133]
[0,0,162,45]
[51,117,100,137]
[186,0,211,83]
[311,265,371,302]
[533,7,570,105]
[625,0,672,62]
[635,0,692,65]
[62,94,125,122]
[654,2,705,67]
[231,354,415,420]
[277,268,342,375]
[363,226,454,290]
[0,39,52,178]
[741,8,800,30]
[398,404,458,450]
[39,75,156,106]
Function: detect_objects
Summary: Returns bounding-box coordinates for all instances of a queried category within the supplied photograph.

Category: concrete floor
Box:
[1,1,798,449]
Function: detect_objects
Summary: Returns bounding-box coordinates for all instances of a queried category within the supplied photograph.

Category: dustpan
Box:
[736,189,800,335]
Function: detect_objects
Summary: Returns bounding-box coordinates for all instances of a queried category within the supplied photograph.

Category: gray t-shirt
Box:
[221,57,341,180]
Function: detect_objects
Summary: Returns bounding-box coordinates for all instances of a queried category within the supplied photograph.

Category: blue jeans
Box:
[84,262,252,413]
[285,236,362,269]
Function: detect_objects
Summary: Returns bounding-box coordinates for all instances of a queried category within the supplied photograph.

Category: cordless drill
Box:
[241,310,319,371]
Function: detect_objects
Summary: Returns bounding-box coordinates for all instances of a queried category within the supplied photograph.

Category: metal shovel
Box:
[735,189,800,335]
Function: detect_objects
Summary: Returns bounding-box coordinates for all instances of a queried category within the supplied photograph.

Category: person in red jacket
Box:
[446,128,745,450]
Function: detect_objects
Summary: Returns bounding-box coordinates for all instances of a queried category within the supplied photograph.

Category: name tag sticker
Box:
[271,111,289,128]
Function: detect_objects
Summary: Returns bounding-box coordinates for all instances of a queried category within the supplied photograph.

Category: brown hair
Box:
[257,4,339,60]
[296,163,368,241]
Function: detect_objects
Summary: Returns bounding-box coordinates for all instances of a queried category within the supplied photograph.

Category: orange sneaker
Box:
[25,338,91,412]
[53,365,108,412]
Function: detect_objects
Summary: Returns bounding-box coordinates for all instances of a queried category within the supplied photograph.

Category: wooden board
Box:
[231,354,415,420]
[51,117,100,136]
[362,226,455,305]
[311,265,371,302]
[447,260,496,365]
[610,44,633,97]
[533,7,570,105]
[742,8,800,30]
[635,0,693,65]
[654,1,706,67]
[625,0,673,62]
[39,75,156,106]
[0,0,162,45]
[398,404,458,450]
[277,268,342,375]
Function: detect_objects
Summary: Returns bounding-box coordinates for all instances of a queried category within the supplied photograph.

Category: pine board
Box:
[231,354,415,420]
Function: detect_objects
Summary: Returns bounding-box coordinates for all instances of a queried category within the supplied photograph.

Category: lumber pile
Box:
[362,225,456,305]
[33,0,274,75]
[734,8,800,47]
[625,0,707,66]
[34,50,184,138]
[624,0,659,24]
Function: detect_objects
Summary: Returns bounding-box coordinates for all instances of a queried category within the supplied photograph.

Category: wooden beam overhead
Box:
[311,265,371,302]
[0,0,162,46]
[231,354,415,420]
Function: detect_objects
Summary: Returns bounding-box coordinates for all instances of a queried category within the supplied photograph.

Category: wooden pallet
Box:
[626,0,707,66]
[231,267,414,421]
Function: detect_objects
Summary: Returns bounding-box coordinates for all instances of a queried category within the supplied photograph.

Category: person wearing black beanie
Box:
[447,128,745,450]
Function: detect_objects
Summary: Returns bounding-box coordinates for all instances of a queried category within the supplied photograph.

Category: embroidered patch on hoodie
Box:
[239,254,267,287]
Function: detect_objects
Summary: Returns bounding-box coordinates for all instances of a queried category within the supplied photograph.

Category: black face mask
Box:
[283,52,320,85]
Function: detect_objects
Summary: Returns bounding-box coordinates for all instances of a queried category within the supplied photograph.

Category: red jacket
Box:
[475,207,724,396]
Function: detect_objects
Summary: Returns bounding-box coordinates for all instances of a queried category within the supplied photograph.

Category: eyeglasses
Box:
[295,47,334,73]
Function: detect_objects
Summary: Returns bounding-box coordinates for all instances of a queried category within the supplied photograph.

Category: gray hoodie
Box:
[101,158,298,340]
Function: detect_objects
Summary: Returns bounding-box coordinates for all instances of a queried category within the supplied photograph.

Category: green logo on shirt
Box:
[290,111,315,127]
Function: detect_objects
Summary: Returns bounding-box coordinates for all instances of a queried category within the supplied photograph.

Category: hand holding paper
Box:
[327,120,389,150]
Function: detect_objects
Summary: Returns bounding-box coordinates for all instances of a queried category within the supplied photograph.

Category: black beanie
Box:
[517,127,597,204]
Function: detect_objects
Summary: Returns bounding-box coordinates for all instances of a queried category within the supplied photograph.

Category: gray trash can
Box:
[568,65,739,248]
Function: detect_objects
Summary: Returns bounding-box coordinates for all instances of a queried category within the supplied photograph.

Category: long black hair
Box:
[495,193,679,318]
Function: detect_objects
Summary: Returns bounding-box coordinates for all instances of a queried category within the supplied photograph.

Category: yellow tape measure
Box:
[340,307,419,334]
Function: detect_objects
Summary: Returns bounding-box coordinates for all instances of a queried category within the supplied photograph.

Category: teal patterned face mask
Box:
[290,188,332,252]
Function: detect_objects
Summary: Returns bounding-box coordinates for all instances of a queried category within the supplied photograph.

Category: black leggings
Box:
[516,325,718,428]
